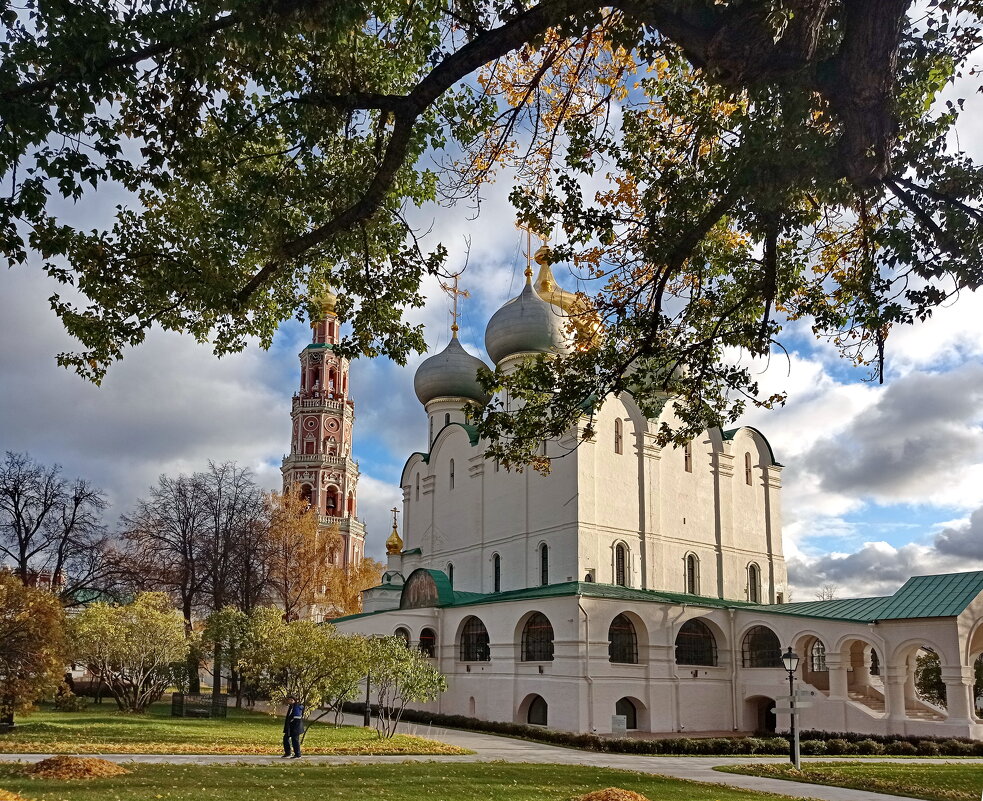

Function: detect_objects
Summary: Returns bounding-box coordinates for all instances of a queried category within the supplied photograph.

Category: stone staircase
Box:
[848,689,885,715]
[845,689,946,721]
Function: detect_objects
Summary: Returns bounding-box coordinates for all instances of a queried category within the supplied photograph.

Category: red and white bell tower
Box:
[281,292,365,568]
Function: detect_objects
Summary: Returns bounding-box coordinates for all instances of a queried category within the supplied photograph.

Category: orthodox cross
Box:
[390,507,399,526]
[438,272,470,335]
[515,216,551,279]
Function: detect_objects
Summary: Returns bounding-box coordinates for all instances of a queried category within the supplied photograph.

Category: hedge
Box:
[341,703,983,756]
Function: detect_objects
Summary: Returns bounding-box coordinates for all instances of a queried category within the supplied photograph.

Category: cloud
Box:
[934,506,983,560]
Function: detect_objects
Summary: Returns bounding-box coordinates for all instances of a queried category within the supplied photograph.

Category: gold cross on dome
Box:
[515,217,551,279]
[438,272,470,336]
[390,507,399,526]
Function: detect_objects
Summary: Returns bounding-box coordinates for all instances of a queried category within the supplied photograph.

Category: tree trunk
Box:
[211,641,223,711]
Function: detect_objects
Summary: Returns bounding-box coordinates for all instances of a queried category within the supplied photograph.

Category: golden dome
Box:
[385,522,404,556]
[532,246,602,347]
[311,287,338,320]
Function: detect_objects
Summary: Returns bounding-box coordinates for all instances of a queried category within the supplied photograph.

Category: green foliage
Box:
[69,592,189,713]
[51,683,89,712]
[237,607,370,725]
[368,636,447,738]
[0,572,69,718]
[915,649,947,708]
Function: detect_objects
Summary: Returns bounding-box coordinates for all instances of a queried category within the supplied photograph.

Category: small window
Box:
[614,418,623,454]
[521,612,554,661]
[684,441,693,472]
[615,543,628,587]
[748,563,761,604]
[584,572,595,583]
[776,592,784,604]
[685,553,699,595]
[394,627,411,647]
[415,473,420,501]
[459,616,490,661]
[493,553,501,593]
[745,452,753,485]
[527,694,548,726]
[449,459,455,490]
[429,415,433,444]
[444,412,450,426]
[419,628,437,658]
[810,639,828,672]
[539,544,549,586]
[447,562,454,586]
[494,457,500,473]
[608,614,638,664]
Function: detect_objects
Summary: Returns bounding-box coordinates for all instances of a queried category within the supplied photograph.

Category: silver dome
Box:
[484,280,569,365]
[413,335,491,405]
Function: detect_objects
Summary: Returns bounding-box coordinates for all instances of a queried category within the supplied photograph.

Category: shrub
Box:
[917,740,941,756]
[824,738,849,755]
[51,685,88,712]
[799,739,826,755]
[939,739,972,756]
[855,738,883,755]
[884,740,918,755]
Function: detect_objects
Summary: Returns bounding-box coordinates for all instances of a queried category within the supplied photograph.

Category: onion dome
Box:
[484,269,569,365]
[413,334,491,405]
[385,522,404,556]
[533,246,580,315]
[310,286,338,319]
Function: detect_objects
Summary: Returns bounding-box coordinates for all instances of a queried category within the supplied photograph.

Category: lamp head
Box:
[781,646,800,673]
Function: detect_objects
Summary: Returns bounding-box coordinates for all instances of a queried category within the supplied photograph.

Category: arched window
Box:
[494,457,500,473]
[615,543,628,587]
[326,487,339,515]
[493,553,501,593]
[444,412,450,426]
[520,612,554,661]
[527,694,548,726]
[608,614,638,664]
[415,473,420,501]
[741,626,782,668]
[300,484,313,505]
[346,492,355,517]
[810,639,828,672]
[447,562,454,586]
[394,627,411,647]
[614,418,623,454]
[684,441,693,472]
[459,616,490,661]
[869,648,880,676]
[539,544,549,586]
[449,459,455,490]
[419,627,437,658]
[747,563,761,603]
[615,697,637,730]
[584,572,595,583]
[685,553,700,594]
[745,451,753,485]
[675,619,717,666]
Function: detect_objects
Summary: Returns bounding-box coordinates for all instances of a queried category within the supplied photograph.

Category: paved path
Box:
[3,716,982,801]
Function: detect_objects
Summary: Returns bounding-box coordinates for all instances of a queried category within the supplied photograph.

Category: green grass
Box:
[716,761,983,801]
[0,762,820,801]
[0,705,466,756]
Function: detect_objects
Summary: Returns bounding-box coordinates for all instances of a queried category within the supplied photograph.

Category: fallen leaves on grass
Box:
[0,789,31,800]
[23,756,130,780]
[573,789,651,801]
[0,738,469,756]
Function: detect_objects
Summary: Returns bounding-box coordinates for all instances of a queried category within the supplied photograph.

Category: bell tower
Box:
[281,291,365,568]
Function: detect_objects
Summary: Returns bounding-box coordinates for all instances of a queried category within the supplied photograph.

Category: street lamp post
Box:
[781,646,801,769]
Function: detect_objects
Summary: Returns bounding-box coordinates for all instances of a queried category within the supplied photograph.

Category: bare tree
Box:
[815,583,839,601]
[0,451,114,605]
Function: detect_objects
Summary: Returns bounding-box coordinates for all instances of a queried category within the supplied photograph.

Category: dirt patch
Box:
[573,789,651,801]
[0,789,31,800]
[23,756,130,780]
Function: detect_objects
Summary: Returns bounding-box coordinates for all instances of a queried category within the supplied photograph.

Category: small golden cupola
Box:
[532,245,601,347]
[385,507,404,556]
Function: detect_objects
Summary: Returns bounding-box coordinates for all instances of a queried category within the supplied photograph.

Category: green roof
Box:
[303,343,333,350]
[756,571,983,622]
[722,426,781,466]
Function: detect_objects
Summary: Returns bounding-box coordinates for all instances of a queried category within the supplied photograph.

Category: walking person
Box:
[281,696,305,758]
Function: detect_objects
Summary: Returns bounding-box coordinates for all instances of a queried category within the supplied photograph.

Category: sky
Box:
[3,54,983,605]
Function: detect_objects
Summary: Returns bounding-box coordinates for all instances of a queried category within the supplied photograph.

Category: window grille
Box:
[520,612,554,662]
[419,628,437,658]
[459,616,490,661]
[608,614,638,664]
[675,619,717,666]
[741,625,782,667]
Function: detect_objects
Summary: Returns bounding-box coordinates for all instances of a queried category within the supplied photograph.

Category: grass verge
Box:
[0,762,821,801]
[0,705,467,756]
[716,761,983,801]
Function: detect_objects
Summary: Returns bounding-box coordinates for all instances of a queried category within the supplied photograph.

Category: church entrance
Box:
[744,695,776,733]
[615,697,637,730]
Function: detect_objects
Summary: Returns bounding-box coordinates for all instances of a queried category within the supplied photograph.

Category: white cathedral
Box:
[332,248,983,740]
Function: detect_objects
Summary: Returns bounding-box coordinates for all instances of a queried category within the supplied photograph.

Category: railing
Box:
[283,454,351,467]
[292,396,346,411]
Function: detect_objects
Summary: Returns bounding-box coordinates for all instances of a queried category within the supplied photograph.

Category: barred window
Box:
[614,418,623,454]
[527,694,548,726]
[449,459,455,490]
[540,544,549,586]
[419,627,437,658]
[741,625,782,668]
[459,616,490,662]
[745,451,753,485]
[493,553,501,593]
[521,612,554,662]
[675,619,717,666]
[810,639,828,672]
[415,473,419,501]
[608,614,638,664]
[615,543,628,587]
[748,563,761,603]
[685,553,700,595]
[684,441,693,472]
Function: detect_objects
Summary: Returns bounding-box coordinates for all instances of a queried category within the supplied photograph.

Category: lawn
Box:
[0,705,466,756]
[716,761,983,801]
[0,762,820,801]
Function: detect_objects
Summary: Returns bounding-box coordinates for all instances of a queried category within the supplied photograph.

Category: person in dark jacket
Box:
[281,696,305,758]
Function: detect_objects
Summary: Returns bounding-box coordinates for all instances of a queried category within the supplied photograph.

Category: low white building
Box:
[333,251,983,740]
